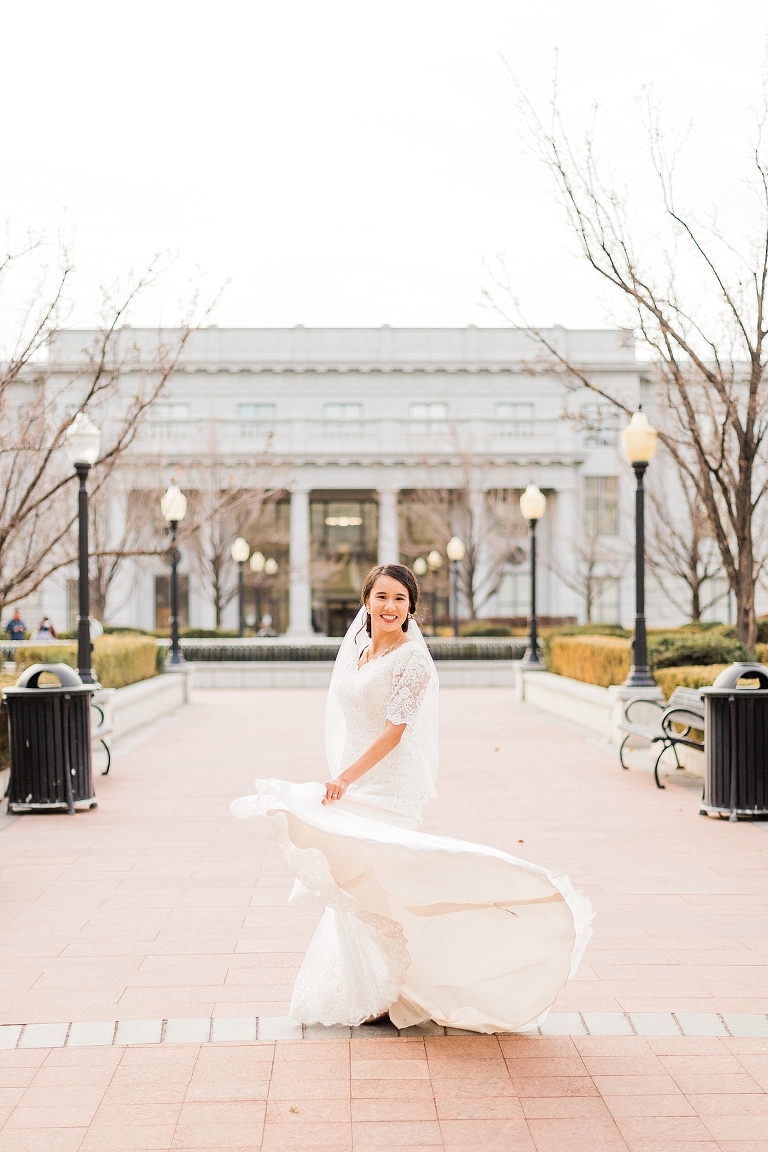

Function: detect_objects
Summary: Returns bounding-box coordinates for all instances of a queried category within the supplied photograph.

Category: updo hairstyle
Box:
[360,564,419,638]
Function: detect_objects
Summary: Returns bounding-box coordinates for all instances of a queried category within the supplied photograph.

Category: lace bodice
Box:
[335,642,433,819]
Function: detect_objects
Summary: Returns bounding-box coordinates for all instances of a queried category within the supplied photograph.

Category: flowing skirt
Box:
[231,780,592,1033]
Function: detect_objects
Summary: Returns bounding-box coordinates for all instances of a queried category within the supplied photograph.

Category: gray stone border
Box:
[1,1011,767,1049]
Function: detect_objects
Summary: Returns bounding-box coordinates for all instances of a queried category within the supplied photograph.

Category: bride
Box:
[232,564,592,1033]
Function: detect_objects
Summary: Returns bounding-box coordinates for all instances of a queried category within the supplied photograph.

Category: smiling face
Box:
[365,574,410,636]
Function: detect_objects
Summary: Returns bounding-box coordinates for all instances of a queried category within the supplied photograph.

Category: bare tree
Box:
[547,520,630,623]
[87,486,162,623]
[486,76,768,647]
[645,460,726,622]
[401,476,525,619]
[0,236,213,615]
[185,439,283,628]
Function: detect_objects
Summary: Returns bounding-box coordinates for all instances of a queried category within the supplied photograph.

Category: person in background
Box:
[31,617,57,643]
[4,610,26,641]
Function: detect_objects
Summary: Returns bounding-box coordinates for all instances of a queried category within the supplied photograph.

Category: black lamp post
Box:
[249,550,265,631]
[64,413,102,684]
[446,536,465,638]
[622,411,659,688]
[160,483,188,666]
[413,556,428,614]
[231,537,250,637]
[427,550,443,635]
[519,484,547,669]
[264,557,279,632]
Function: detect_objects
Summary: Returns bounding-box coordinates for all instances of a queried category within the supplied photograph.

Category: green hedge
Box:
[548,629,752,688]
[649,632,749,669]
[14,636,160,689]
[654,665,728,698]
[547,635,631,687]
[459,621,514,637]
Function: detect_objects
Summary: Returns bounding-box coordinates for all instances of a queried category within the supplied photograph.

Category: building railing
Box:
[140,417,570,453]
[158,637,527,662]
[3,636,527,667]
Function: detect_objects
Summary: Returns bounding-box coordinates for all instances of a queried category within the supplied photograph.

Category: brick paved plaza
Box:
[0,686,767,1150]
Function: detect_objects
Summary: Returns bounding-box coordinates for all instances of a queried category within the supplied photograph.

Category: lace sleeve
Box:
[386,647,431,729]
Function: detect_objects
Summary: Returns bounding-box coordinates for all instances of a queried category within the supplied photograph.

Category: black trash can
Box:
[2,664,98,814]
[700,661,768,821]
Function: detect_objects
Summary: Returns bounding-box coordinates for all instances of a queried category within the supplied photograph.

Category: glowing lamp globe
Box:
[264,557,279,576]
[427,550,443,571]
[160,483,187,524]
[519,484,547,522]
[231,537,250,564]
[64,412,101,467]
[413,557,428,576]
[622,411,658,464]
[446,536,466,562]
[249,551,265,574]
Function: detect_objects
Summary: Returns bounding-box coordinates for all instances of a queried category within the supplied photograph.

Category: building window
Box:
[585,476,619,536]
[324,403,362,420]
[495,402,535,437]
[594,577,620,623]
[149,402,190,437]
[409,402,447,420]
[495,571,530,617]
[237,403,275,420]
[701,576,733,623]
[237,403,276,436]
[408,402,448,437]
[323,403,363,437]
[583,403,620,446]
[155,574,189,630]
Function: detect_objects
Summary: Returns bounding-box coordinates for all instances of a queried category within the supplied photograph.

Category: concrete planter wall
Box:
[517,670,616,741]
[95,669,191,743]
[188,660,519,690]
[516,668,705,778]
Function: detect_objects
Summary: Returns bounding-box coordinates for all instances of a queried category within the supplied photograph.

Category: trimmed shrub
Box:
[547,635,631,687]
[648,632,749,669]
[14,635,158,689]
[654,665,728,699]
[0,672,16,769]
[756,643,768,665]
[459,621,513,637]
[150,628,238,639]
[548,629,750,689]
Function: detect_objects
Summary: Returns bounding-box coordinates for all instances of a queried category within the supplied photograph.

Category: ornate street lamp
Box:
[519,484,547,669]
[622,410,658,688]
[446,536,465,638]
[231,537,250,637]
[160,483,188,666]
[427,550,442,635]
[249,551,265,631]
[264,557,279,633]
[64,413,102,683]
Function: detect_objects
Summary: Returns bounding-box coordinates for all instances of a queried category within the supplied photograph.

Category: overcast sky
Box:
[2,1,767,332]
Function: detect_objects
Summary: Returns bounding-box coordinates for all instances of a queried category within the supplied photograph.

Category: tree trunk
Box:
[690,571,701,622]
[735,572,757,650]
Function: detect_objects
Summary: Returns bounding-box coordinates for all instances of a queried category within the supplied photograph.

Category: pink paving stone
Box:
[0,687,765,1148]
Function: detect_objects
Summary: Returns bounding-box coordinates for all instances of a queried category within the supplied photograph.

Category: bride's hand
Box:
[323,778,348,804]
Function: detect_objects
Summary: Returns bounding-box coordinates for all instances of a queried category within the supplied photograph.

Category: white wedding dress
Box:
[232,610,592,1033]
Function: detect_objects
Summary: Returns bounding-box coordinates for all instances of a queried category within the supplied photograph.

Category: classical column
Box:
[377,489,399,564]
[287,488,313,635]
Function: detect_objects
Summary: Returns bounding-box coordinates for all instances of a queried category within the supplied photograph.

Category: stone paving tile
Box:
[1,688,768,1149]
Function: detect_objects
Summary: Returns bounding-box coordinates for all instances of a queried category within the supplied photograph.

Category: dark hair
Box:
[360,564,419,637]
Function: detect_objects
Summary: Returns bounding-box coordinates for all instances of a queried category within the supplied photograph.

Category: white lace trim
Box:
[386,645,432,729]
[268,810,411,1026]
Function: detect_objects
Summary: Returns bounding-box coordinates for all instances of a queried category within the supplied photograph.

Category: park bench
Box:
[619,686,705,790]
[91,693,113,776]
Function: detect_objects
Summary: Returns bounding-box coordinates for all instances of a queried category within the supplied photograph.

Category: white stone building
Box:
[22,325,736,636]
